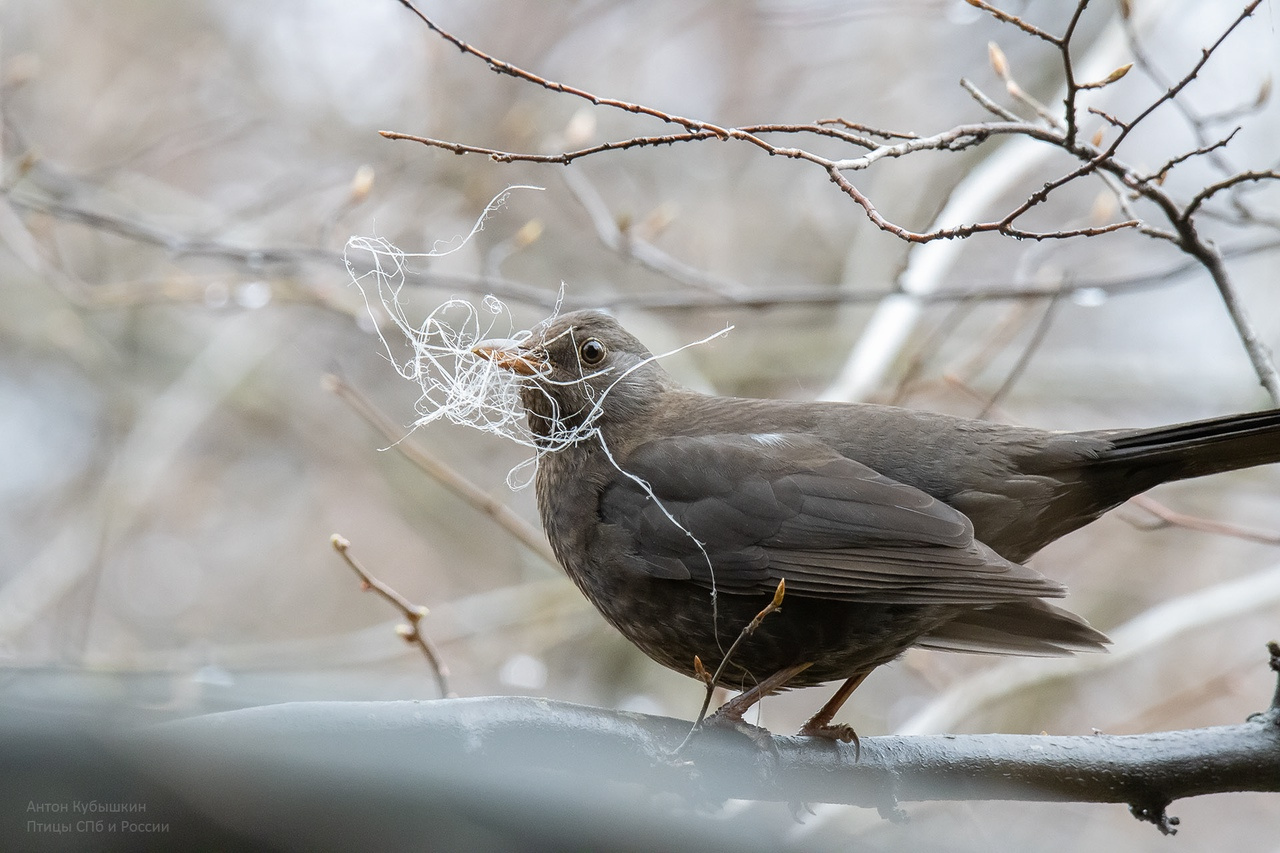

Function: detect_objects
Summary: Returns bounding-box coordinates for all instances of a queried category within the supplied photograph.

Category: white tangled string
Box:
[344,186,548,448]
[344,191,731,486]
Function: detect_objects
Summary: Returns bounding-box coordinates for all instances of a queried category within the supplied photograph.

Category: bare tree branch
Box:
[330,534,453,698]
[163,644,1280,835]
[379,128,723,164]
[963,0,1063,46]
[382,0,1280,401]
[382,0,1280,403]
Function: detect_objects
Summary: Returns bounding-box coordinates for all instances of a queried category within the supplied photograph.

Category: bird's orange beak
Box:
[472,338,545,376]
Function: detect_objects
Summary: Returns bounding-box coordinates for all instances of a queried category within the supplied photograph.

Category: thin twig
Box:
[559,169,748,298]
[675,580,787,753]
[817,117,919,140]
[1185,170,1280,219]
[960,77,1023,122]
[1097,0,1264,162]
[740,123,878,150]
[987,41,1063,129]
[1124,494,1280,546]
[944,301,1040,394]
[1141,129,1241,185]
[379,129,721,164]
[976,291,1063,418]
[964,0,1062,45]
[323,374,560,567]
[1180,240,1280,403]
[330,534,454,697]
[1057,0,1093,145]
[6,191,559,311]
[391,0,731,137]
[826,165,1139,241]
[1121,4,1273,228]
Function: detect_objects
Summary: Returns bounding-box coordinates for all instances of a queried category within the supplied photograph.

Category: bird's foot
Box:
[701,708,780,754]
[797,721,861,760]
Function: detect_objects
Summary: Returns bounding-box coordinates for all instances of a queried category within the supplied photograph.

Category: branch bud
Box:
[1254,76,1272,108]
[514,219,543,249]
[1081,64,1133,90]
[1102,63,1133,84]
[771,578,787,609]
[693,655,713,686]
[348,165,375,204]
[987,42,1009,79]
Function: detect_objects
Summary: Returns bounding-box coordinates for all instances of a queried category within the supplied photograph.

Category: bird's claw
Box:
[700,709,782,756]
[797,721,861,760]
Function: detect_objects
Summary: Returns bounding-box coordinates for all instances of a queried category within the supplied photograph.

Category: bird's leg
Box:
[688,661,813,753]
[797,670,871,757]
[706,661,813,727]
[674,663,811,756]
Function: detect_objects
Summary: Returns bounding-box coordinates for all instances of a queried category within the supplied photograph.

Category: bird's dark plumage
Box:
[474,310,1280,730]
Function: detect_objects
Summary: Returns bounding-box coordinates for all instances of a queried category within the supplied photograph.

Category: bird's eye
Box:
[578,338,607,366]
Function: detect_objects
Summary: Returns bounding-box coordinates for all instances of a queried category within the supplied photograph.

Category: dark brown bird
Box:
[474,310,1280,739]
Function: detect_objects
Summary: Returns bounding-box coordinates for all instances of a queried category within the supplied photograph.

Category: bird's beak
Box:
[471,338,545,376]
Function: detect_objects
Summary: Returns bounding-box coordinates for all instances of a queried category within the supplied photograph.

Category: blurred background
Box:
[2,0,1279,849]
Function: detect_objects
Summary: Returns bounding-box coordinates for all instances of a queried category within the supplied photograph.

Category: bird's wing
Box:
[598,433,1063,604]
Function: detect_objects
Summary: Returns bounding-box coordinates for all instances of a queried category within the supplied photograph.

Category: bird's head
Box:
[473,309,676,446]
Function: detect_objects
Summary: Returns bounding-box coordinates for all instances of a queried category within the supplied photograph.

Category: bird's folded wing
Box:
[599,433,1064,604]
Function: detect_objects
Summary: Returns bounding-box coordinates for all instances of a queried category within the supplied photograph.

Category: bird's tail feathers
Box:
[917,599,1109,657]
[1096,407,1280,482]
